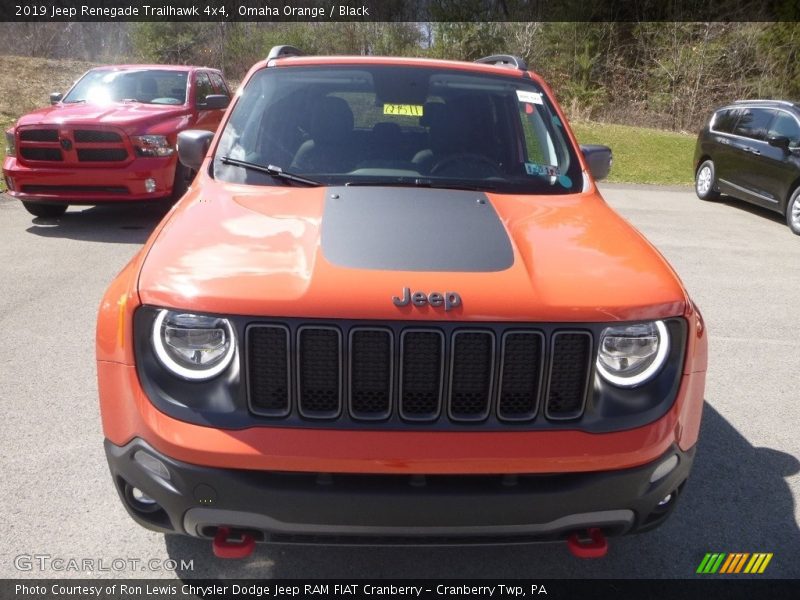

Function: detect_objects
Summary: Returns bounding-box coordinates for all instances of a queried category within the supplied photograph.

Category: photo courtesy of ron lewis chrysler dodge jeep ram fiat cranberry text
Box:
[96,47,707,559]
[3,64,230,218]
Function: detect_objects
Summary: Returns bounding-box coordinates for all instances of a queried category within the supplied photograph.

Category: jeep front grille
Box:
[297,327,342,418]
[246,322,594,426]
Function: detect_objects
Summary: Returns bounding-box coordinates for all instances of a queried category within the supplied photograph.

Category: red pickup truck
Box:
[3,64,230,218]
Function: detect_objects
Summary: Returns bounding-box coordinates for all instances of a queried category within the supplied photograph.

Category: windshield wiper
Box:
[219,157,321,186]
[345,178,496,192]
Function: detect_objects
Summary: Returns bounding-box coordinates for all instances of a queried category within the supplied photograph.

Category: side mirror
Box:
[198,94,230,110]
[177,130,214,171]
[767,135,791,152]
[580,144,612,181]
[49,92,62,105]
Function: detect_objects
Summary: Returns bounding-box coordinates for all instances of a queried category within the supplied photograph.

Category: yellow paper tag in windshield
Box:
[383,104,424,117]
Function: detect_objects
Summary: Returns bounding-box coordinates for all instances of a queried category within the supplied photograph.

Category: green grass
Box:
[571,121,696,186]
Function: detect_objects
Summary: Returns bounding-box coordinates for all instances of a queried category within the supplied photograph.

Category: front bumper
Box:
[106,438,695,545]
[3,156,176,203]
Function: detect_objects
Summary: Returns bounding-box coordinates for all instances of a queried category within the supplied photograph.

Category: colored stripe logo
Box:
[697,553,773,574]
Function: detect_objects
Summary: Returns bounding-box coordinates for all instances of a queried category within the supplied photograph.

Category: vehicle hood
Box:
[15,102,190,132]
[137,180,687,322]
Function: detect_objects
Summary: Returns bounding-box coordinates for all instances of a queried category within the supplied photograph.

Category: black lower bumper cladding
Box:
[105,437,694,545]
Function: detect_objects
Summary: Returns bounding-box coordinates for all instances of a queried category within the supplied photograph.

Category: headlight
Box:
[5,130,15,157]
[596,320,669,387]
[152,309,235,380]
[132,135,174,157]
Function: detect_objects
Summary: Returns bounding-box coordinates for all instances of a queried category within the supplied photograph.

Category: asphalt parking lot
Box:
[0,184,798,579]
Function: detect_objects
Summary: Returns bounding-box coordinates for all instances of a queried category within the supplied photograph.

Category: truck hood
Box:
[137,180,687,322]
[15,102,190,132]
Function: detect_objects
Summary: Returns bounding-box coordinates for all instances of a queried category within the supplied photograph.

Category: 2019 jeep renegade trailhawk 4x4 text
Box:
[96,47,707,557]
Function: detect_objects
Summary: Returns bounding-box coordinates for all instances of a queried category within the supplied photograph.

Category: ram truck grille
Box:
[16,126,130,165]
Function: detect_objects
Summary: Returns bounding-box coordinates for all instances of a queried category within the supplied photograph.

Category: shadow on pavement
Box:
[24,203,169,244]
[163,403,799,579]
[717,194,786,227]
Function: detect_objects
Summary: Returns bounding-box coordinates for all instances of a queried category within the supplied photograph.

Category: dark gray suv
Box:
[694,99,800,235]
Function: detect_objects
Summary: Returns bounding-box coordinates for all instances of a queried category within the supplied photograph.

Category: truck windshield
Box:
[62,69,189,106]
[214,65,583,194]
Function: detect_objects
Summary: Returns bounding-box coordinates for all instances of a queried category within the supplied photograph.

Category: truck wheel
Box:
[787,187,800,236]
[695,160,720,201]
[171,162,194,202]
[22,202,67,218]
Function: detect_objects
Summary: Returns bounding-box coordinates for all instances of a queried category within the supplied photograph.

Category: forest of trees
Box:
[0,19,798,132]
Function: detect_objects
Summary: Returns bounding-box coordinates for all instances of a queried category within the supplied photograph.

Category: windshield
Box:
[214,65,582,194]
[63,69,189,105]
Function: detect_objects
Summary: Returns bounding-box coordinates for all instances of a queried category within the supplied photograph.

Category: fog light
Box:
[131,487,156,505]
[658,493,673,507]
[145,178,157,193]
[134,450,171,481]
[649,454,678,483]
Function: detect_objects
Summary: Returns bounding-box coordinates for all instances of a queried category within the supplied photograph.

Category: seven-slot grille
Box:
[247,323,594,426]
[16,127,129,164]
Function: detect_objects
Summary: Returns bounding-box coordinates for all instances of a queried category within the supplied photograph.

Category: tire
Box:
[22,202,67,218]
[695,160,720,201]
[171,161,194,202]
[786,187,800,236]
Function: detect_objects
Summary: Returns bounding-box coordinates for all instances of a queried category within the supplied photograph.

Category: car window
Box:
[195,72,214,105]
[209,72,230,98]
[712,108,740,133]
[733,108,775,140]
[767,111,800,145]
[214,65,583,195]
[62,69,188,105]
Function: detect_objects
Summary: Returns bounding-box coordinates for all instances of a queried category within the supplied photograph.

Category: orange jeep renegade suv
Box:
[97,47,707,558]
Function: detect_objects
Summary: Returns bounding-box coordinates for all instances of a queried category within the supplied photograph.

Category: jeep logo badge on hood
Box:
[393,287,462,311]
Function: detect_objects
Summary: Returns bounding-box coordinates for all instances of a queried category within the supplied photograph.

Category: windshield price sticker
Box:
[516,90,544,105]
[383,104,424,117]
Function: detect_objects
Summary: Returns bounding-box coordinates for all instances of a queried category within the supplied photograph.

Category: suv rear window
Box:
[712,108,740,133]
[214,65,583,194]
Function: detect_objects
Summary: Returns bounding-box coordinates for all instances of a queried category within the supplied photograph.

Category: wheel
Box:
[171,161,194,201]
[429,153,501,177]
[695,160,720,201]
[786,187,800,236]
[22,202,67,218]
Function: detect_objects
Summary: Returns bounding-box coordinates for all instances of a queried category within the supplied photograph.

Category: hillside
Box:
[0,55,99,123]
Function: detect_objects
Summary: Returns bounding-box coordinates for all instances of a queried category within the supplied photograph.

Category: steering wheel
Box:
[429,153,501,176]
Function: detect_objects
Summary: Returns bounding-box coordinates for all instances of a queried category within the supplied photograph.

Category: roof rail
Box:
[474,54,527,71]
[267,45,303,62]
[733,99,795,106]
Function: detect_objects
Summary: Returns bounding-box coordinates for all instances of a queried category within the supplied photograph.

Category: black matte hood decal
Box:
[320,186,514,272]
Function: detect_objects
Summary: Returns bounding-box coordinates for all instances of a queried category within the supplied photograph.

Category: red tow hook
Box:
[212,527,255,559]
[566,528,608,559]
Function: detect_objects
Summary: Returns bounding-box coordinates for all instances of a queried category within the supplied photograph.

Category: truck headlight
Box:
[152,309,235,380]
[596,321,669,387]
[5,130,15,157]
[132,135,174,157]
